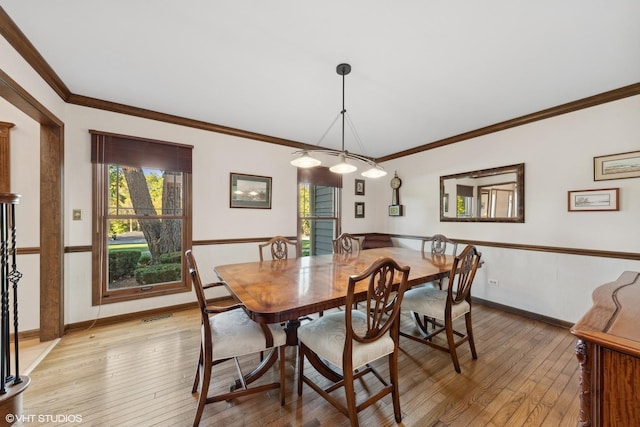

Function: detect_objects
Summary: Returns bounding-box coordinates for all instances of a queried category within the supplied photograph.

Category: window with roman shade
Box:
[456,184,474,218]
[90,130,193,304]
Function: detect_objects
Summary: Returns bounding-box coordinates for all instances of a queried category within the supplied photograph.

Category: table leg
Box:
[285,319,301,346]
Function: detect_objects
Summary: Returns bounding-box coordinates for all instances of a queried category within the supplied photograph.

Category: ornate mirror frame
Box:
[440,163,525,223]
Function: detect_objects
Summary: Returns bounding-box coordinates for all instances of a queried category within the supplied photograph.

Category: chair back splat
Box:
[450,245,479,304]
[348,260,403,342]
[332,233,360,255]
[400,244,482,374]
[259,236,296,261]
[421,233,458,257]
[420,234,458,289]
[297,257,410,427]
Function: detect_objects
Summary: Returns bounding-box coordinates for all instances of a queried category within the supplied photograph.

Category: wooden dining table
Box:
[214,247,455,345]
[214,246,456,384]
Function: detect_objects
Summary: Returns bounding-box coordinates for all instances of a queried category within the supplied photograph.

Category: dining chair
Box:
[258,235,319,320]
[332,232,360,255]
[297,257,411,427]
[185,250,286,426]
[421,234,458,289]
[399,244,482,373]
[333,233,362,313]
[258,235,296,261]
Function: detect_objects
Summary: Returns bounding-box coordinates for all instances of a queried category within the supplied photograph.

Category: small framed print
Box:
[594,150,640,181]
[230,173,272,209]
[355,202,365,218]
[568,188,619,212]
[355,179,365,196]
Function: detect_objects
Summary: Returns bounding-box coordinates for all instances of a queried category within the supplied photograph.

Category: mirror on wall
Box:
[440,163,524,222]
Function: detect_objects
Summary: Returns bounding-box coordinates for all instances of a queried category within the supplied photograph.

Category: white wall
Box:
[64,105,301,323]
[373,95,640,322]
[1,34,66,332]
[3,31,640,330]
[1,97,42,332]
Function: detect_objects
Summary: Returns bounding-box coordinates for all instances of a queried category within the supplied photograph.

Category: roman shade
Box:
[90,130,193,173]
[456,184,473,198]
[298,166,342,188]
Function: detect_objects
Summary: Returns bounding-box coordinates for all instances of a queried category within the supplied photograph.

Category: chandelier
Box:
[290,63,387,178]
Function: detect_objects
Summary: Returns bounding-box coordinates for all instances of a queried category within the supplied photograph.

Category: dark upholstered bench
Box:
[361,234,393,249]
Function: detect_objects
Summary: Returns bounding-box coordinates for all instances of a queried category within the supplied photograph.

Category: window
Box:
[90,131,193,304]
[456,184,474,218]
[297,167,342,256]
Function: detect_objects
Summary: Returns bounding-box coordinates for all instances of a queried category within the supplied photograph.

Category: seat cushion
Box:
[401,287,469,321]
[297,310,394,370]
[208,308,286,361]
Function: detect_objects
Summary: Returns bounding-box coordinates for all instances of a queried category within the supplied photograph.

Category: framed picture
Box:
[355,179,365,196]
[388,204,404,216]
[594,150,640,181]
[230,173,272,209]
[568,188,619,212]
[355,202,365,218]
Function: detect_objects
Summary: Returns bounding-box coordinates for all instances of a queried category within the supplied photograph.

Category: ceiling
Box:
[2,1,639,159]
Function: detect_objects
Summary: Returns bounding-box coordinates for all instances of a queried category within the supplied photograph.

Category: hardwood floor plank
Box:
[473,324,568,424]
[544,358,581,426]
[496,330,577,426]
[515,338,578,426]
[19,305,580,426]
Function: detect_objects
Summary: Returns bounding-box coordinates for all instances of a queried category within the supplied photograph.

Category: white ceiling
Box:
[2,1,639,159]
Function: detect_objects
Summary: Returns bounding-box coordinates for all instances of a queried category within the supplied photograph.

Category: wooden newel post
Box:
[0,193,30,426]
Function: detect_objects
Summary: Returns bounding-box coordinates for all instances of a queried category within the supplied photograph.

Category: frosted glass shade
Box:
[329,155,357,174]
[290,151,322,168]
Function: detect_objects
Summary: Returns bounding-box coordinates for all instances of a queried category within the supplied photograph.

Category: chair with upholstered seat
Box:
[332,232,360,255]
[258,235,296,261]
[399,244,482,373]
[297,257,411,427]
[186,250,286,426]
[421,234,458,289]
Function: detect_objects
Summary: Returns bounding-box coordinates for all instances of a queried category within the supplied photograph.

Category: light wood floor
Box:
[14,337,59,377]
[18,304,580,426]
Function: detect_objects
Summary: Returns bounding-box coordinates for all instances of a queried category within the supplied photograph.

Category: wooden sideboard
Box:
[570,271,640,427]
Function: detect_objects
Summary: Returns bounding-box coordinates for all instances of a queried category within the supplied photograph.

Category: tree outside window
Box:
[91,131,192,304]
[107,166,184,291]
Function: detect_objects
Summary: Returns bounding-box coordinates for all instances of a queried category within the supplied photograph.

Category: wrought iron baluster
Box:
[9,203,22,385]
[1,202,8,394]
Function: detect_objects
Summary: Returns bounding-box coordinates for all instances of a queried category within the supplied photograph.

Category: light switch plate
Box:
[72,209,82,221]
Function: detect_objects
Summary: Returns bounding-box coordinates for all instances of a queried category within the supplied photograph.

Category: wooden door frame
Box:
[0,67,64,340]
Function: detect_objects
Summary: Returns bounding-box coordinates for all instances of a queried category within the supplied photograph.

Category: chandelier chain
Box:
[314,112,341,147]
[289,63,387,177]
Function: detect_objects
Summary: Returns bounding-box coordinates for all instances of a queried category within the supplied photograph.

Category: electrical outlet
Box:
[488,279,499,287]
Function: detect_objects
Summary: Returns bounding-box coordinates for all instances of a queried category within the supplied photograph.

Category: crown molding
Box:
[0,7,71,101]
[376,82,640,163]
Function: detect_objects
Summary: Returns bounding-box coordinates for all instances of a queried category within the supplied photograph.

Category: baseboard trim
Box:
[63,296,234,334]
[14,329,41,341]
[473,297,573,329]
